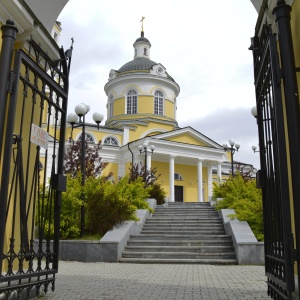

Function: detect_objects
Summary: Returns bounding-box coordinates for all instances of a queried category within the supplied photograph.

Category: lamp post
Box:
[222,139,240,176]
[67,103,104,237]
[138,141,155,184]
[252,145,260,153]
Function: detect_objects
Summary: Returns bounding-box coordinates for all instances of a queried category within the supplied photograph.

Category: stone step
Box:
[129,234,232,240]
[154,209,218,216]
[124,245,234,253]
[122,251,237,260]
[145,217,223,224]
[140,229,226,235]
[119,258,238,265]
[143,224,224,228]
[120,203,236,265]
[166,202,211,206]
[149,217,221,222]
[127,239,233,247]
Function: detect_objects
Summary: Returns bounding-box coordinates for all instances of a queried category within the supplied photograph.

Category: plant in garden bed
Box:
[213,173,264,241]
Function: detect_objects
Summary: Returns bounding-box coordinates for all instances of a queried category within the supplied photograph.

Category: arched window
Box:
[78,132,95,143]
[127,90,137,114]
[174,173,183,180]
[103,136,119,146]
[154,90,164,115]
[108,95,114,118]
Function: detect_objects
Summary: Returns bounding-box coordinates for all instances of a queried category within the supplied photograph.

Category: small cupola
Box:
[133,31,151,59]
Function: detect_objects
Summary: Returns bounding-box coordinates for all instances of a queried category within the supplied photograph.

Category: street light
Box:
[222,139,240,176]
[67,103,104,237]
[138,141,155,183]
[252,145,260,153]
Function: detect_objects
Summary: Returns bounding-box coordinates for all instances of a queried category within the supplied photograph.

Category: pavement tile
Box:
[42,262,270,300]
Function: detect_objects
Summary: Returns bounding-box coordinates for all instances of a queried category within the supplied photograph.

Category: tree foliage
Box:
[213,173,264,241]
[63,138,108,178]
[85,175,152,235]
[37,174,154,239]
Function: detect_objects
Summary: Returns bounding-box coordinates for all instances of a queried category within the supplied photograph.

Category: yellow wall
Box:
[102,162,118,180]
[152,161,208,202]
[166,134,207,146]
[129,121,175,141]
[152,161,169,197]
[165,99,175,119]
[138,95,153,113]
[113,97,125,116]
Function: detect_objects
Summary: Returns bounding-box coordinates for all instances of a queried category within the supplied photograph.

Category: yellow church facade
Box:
[62,29,234,203]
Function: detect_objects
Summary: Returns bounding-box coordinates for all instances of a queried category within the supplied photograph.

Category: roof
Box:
[134,36,151,45]
[118,57,157,72]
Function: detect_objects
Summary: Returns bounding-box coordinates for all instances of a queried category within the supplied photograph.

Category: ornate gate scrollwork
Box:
[250,24,295,300]
[0,20,72,299]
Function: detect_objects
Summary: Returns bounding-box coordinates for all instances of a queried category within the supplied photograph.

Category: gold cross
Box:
[140,16,145,31]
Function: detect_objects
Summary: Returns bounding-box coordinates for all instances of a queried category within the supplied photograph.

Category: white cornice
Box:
[104,73,180,96]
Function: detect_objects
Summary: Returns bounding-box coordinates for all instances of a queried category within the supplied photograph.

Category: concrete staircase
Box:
[119,202,237,264]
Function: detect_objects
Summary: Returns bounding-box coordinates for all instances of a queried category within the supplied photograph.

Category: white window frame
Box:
[108,95,114,118]
[154,90,164,115]
[103,136,119,146]
[174,173,183,180]
[127,90,137,114]
[78,132,95,143]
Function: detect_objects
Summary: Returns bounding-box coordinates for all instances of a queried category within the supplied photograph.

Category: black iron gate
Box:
[0,20,71,299]
[250,24,295,299]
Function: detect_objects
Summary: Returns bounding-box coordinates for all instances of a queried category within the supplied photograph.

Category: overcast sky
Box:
[58,0,260,169]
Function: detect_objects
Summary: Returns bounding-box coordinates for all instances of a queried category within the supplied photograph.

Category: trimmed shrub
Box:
[149,183,166,205]
[213,173,264,241]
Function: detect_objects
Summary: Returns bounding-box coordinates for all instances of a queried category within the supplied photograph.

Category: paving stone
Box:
[40,262,271,300]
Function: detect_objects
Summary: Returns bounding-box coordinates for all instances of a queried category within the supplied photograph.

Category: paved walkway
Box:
[43,261,270,300]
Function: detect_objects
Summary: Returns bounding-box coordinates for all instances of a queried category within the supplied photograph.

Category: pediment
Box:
[152,127,222,149]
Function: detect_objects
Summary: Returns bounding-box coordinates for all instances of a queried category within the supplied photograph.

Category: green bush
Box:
[36,175,82,240]
[59,175,83,239]
[37,174,153,239]
[84,175,152,236]
[149,183,166,205]
[213,173,264,241]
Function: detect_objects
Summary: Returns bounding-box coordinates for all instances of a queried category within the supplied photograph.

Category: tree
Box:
[128,163,160,186]
[63,138,108,178]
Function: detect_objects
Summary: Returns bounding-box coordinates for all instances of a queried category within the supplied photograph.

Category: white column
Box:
[197,159,203,202]
[123,127,129,145]
[169,155,175,202]
[217,162,222,183]
[207,164,213,201]
[118,161,126,178]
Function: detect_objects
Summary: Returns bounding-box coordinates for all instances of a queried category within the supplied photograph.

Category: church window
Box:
[103,136,119,146]
[154,90,164,115]
[108,95,114,118]
[144,48,147,55]
[127,90,137,114]
[78,132,95,143]
[174,173,183,180]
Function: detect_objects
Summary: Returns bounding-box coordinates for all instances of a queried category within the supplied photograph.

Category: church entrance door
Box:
[174,186,183,202]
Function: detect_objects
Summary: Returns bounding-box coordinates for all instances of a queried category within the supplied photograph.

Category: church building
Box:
[65,24,236,203]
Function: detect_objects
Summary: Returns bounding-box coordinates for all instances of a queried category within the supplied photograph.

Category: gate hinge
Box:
[7,71,15,93]
[291,249,297,263]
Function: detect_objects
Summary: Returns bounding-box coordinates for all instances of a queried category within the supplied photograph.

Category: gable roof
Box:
[149,126,223,149]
